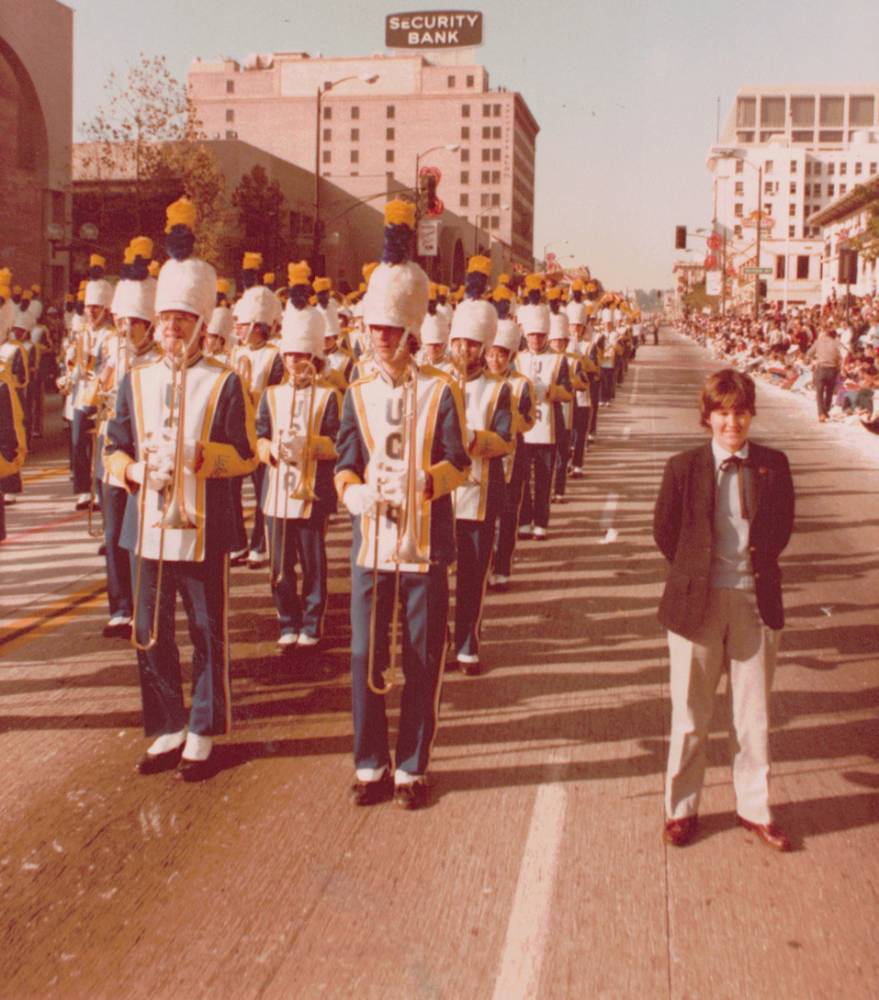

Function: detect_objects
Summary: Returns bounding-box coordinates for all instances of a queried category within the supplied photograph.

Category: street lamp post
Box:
[313,73,378,272]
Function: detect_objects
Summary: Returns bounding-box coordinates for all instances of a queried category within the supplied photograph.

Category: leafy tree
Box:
[231,165,287,267]
[849,185,879,263]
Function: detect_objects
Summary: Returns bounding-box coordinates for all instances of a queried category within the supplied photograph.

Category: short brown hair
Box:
[699,368,756,428]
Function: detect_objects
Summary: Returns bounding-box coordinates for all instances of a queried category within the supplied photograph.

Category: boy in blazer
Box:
[653,368,794,851]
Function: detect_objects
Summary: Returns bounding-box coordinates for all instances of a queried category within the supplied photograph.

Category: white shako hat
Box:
[113,278,157,323]
[155,195,216,325]
[419,311,450,347]
[12,305,36,332]
[450,298,498,348]
[207,304,234,342]
[0,299,13,339]
[317,303,340,337]
[517,303,550,335]
[280,304,325,359]
[235,285,280,326]
[493,318,523,354]
[85,277,114,309]
[548,311,570,341]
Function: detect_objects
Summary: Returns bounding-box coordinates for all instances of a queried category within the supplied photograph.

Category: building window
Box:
[819,95,844,126]
[765,160,774,174]
[789,224,796,237]
[764,181,772,195]
[850,95,875,126]
[736,96,756,127]
[225,109,234,122]
[790,160,797,173]
[491,170,500,183]
[460,171,469,185]
[481,170,490,183]
[322,150,331,164]
[466,74,474,87]
[323,128,332,141]
[385,149,394,163]
[735,159,744,174]
[870,162,877,174]
[482,126,491,139]
[775,255,785,279]
[386,105,395,119]
[791,96,814,126]
[460,193,469,207]
[828,163,835,175]
[323,106,332,120]
[226,80,235,94]
[351,128,359,141]
[493,104,501,117]
[483,103,492,117]
[447,75,455,88]
[351,106,360,120]
[734,203,743,218]
[789,203,796,216]
[839,162,847,175]
[386,127,395,141]
[735,182,744,195]
[761,96,786,128]
[481,148,491,162]
[855,161,862,175]
[491,148,501,162]
[796,255,809,279]
[813,162,821,175]
[828,184,835,196]
[481,192,490,207]
[789,182,796,194]
[734,225,743,238]
[813,183,821,196]
[493,126,501,138]
[490,215,500,228]
[462,104,470,118]
[491,192,500,206]
[461,148,470,162]
[461,126,470,139]
[350,149,359,163]
[840,184,847,194]
[225,130,236,140]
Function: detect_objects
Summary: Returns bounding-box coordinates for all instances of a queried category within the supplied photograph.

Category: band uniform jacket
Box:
[653,440,794,639]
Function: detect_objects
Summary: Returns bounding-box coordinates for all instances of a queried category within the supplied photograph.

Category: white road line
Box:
[622,425,632,439]
[492,780,568,1000]
[600,492,619,530]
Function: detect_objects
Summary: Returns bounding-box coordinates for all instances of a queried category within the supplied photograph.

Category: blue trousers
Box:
[589,378,600,434]
[102,481,132,618]
[519,443,555,529]
[493,446,527,577]
[553,425,571,496]
[350,561,449,775]
[600,367,615,402]
[232,464,268,553]
[570,406,590,467]
[131,550,231,737]
[455,515,496,658]
[266,514,328,637]
[72,407,95,494]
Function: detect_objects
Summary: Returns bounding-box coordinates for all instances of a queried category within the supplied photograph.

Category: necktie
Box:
[720,456,750,520]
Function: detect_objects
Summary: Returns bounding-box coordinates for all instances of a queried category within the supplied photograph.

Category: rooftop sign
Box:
[386,11,484,49]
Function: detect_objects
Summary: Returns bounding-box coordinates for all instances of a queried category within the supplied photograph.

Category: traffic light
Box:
[675,225,687,250]
[419,172,438,213]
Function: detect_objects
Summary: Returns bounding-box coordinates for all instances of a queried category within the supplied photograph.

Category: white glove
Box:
[467,428,478,450]
[279,430,306,465]
[375,459,426,507]
[128,458,172,492]
[343,482,379,517]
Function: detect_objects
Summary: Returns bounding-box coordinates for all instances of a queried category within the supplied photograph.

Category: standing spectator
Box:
[808,327,842,423]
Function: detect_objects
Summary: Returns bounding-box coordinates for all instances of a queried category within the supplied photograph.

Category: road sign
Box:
[705,271,722,296]
[417,218,440,256]
[743,266,772,275]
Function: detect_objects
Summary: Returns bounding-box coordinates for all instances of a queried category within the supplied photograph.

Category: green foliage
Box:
[849,185,879,263]
[231,165,287,266]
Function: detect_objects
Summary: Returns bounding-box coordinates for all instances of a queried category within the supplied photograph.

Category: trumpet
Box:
[367,360,429,696]
[270,359,318,588]
[236,351,253,398]
[131,329,197,652]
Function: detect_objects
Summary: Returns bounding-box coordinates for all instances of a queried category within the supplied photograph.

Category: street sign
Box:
[743,266,772,275]
[417,218,440,256]
[705,271,722,296]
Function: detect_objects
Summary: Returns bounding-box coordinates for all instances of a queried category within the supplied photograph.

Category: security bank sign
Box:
[386,11,484,48]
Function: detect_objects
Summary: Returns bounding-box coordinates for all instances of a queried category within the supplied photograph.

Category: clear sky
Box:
[67,0,878,291]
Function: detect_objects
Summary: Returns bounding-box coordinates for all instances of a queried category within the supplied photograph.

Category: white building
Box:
[809,174,879,301]
[707,85,879,308]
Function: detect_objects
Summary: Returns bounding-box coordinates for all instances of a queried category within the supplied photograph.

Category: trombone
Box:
[367,360,429,696]
[270,359,318,587]
[86,324,129,538]
[131,325,198,652]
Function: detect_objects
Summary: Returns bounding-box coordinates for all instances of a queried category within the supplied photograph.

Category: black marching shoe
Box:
[175,754,217,783]
[394,779,429,810]
[137,746,183,775]
[350,771,393,806]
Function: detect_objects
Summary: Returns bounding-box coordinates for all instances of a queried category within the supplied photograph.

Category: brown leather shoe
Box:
[663,815,698,847]
[737,815,791,852]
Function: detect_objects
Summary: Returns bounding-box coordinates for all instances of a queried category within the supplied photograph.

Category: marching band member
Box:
[568,318,599,475]
[546,288,577,503]
[487,316,535,590]
[321,309,355,391]
[335,199,470,810]
[0,361,26,542]
[99,238,159,640]
[515,281,572,541]
[229,280,285,568]
[104,196,258,781]
[449,290,512,675]
[205,278,234,361]
[417,285,453,373]
[258,307,342,649]
[0,279,26,508]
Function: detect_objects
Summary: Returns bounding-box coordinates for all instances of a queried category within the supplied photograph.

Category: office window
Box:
[351,106,360,120]
[482,126,491,139]
[840,184,847,194]
[765,160,774,174]
[386,105,395,119]
[465,74,474,87]
[735,159,744,174]
[789,182,796,194]
[790,160,797,173]
[323,106,331,120]
[447,75,455,88]
[350,149,359,163]
[491,148,501,162]
[764,181,773,195]
[855,161,862,175]
[351,170,358,176]
[734,203,743,218]
[462,104,470,118]
[483,103,491,117]
[871,162,878,175]
[734,225,743,238]
[789,225,796,237]
[736,97,756,127]
[813,184,821,196]
[351,128,359,141]
[819,96,844,126]
[491,170,500,183]
[493,126,501,138]
[839,162,847,175]
[827,162,835,174]
[789,203,796,216]
[804,183,811,196]
[828,184,835,196]
[491,192,500,206]
[481,192,490,207]
[735,182,744,195]
[386,127,395,141]
[493,104,501,117]
[482,148,491,161]
[225,130,236,140]
[761,96,785,127]
[805,162,812,175]
[481,170,490,183]
[385,149,394,163]
[775,255,785,279]
[850,95,875,126]
[813,162,821,175]
[797,255,809,279]
[460,193,469,207]
[323,128,331,141]
[791,96,814,126]
[226,80,235,94]
[490,215,499,228]
[461,148,470,162]
[322,150,331,164]
[461,126,470,139]
[460,170,469,185]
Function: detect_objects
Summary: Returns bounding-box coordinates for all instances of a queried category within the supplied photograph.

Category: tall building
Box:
[0,0,73,297]
[708,85,879,307]
[188,51,538,268]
